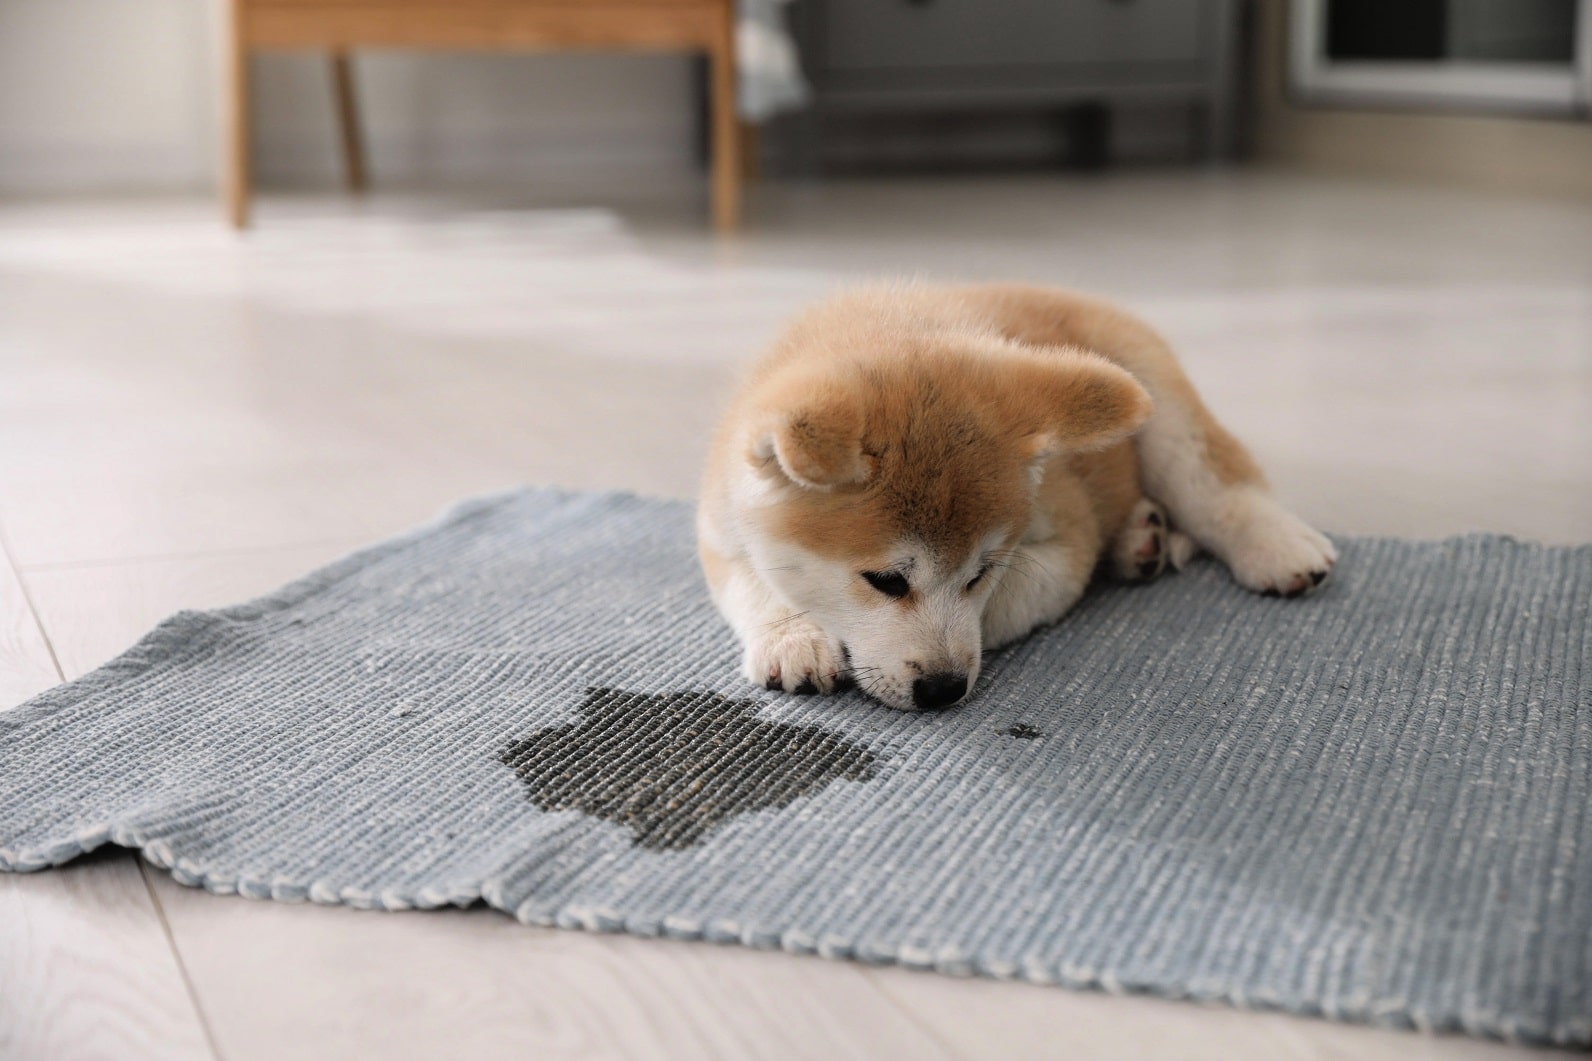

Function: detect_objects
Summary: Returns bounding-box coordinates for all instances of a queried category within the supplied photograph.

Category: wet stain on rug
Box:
[499,687,878,850]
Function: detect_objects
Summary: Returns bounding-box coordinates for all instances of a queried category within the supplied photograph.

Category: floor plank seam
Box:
[4,517,228,1061]
[862,969,974,1061]
[0,521,66,685]
[137,861,229,1061]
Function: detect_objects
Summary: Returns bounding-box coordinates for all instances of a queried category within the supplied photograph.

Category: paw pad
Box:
[1113,499,1174,583]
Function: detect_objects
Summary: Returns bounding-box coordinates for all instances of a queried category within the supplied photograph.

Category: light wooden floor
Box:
[1,173,1588,1060]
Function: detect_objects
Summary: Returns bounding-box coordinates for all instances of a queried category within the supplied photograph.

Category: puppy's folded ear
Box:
[749,398,872,490]
[1010,347,1154,456]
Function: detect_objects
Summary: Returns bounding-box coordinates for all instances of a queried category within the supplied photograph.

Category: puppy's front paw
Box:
[1225,496,1336,598]
[744,618,849,694]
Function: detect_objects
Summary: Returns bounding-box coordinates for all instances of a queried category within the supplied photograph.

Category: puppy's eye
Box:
[861,570,910,598]
[966,564,993,592]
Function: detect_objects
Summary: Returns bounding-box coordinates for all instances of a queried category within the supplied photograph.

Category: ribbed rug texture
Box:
[2,489,1588,1045]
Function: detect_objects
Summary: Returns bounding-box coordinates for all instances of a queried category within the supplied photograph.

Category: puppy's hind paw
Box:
[743,617,849,695]
[1225,497,1337,598]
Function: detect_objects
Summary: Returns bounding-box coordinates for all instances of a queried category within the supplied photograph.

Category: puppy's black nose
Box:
[912,672,968,711]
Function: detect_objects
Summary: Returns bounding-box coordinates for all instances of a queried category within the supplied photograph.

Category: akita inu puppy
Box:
[698,284,1335,712]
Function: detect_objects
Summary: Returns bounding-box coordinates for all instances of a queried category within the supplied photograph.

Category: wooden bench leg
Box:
[225,0,252,228]
[708,18,741,232]
[331,50,368,192]
[739,120,760,183]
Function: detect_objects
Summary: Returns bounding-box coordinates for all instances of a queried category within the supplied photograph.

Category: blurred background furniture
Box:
[1289,0,1592,116]
[786,0,1245,169]
[224,0,741,229]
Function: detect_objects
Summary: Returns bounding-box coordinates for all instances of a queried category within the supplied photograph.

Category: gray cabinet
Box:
[822,0,1203,72]
[789,0,1244,162]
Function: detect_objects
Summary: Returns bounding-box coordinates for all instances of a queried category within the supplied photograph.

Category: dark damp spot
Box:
[793,679,819,696]
[1138,559,1159,579]
[1310,569,1328,585]
[1004,723,1044,740]
[498,687,878,850]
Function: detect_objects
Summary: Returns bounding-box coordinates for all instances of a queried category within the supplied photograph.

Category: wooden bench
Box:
[224,0,741,229]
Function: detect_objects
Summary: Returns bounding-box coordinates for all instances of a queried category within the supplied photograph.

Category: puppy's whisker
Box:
[989,564,1042,589]
[988,550,1041,571]
[985,550,1046,588]
[760,611,810,631]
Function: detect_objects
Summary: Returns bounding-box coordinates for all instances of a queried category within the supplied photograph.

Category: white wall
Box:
[0,0,697,195]
[0,0,219,191]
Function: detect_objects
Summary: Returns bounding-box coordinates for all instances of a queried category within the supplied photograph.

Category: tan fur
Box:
[699,282,1335,710]
[952,284,1266,488]
[705,289,1151,562]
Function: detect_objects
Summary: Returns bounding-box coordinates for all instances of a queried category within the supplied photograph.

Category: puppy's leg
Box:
[982,538,1095,650]
[961,286,1334,597]
[1136,400,1335,597]
[700,545,849,693]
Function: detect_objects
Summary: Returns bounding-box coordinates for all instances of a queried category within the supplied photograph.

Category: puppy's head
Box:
[740,339,1150,711]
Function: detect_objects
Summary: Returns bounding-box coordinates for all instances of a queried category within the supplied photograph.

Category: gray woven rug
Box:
[2,490,1588,1046]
